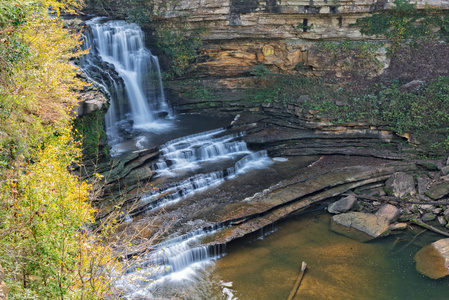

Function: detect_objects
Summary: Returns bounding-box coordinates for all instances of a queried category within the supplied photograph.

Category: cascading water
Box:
[81,18,171,150]
[133,129,272,214]
[81,18,276,299]
[115,228,226,299]
[116,129,273,298]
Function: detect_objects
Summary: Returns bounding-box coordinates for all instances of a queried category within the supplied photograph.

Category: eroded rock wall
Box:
[151,0,447,78]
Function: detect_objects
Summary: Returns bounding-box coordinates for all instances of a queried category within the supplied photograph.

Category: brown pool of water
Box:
[193,211,449,300]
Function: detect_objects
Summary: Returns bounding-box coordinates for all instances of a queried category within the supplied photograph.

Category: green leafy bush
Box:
[353,0,449,53]
[155,27,204,78]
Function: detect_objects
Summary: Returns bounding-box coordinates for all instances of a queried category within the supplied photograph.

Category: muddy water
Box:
[155,211,449,300]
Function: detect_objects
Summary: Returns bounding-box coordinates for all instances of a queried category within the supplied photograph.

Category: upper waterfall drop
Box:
[82,18,171,135]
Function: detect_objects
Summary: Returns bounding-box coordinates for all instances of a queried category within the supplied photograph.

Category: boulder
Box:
[441,166,449,175]
[425,182,449,200]
[417,176,429,196]
[414,238,449,279]
[375,204,400,223]
[330,212,390,242]
[390,223,407,231]
[327,195,357,214]
[421,212,436,222]
[385,172,416,198]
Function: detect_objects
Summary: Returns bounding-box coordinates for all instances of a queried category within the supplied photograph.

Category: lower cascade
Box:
[116,228,226,299]
[118,129,273,298]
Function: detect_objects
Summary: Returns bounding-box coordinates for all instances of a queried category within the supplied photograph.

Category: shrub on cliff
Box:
[353,0,449,54]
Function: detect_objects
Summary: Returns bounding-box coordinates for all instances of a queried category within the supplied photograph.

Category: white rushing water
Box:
[81,18,275,299]
[82,18,172,148]
[137,128,273,212]
[115,228,226,299]
[119,129,273,298]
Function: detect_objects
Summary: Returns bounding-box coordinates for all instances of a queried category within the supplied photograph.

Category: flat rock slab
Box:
[198,161,417,245]
[390,223,407,231]
[331,212,390,242]
[414,238,449,279]
[425,182,449,200]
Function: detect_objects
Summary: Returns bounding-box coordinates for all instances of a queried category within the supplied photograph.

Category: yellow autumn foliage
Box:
[0,0,122,299]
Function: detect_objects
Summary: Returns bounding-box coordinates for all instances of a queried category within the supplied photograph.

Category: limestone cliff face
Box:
[151,0,448,78]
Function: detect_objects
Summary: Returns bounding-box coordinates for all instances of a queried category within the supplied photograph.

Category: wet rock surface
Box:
[415,238,449,279]
[330,212,390,242]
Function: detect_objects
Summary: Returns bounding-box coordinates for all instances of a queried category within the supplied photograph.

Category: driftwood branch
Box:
[410,219,449,237]
[345,194,449,206]
[391,229,427,255]
[287,261,307,300]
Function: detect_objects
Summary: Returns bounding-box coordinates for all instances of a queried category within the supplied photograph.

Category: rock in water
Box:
[385,172,416,198]
[328,195,357,214]
[421,212,436,222]
[330,212,390,242]
[414,238,449,279]
[390,223,407,231]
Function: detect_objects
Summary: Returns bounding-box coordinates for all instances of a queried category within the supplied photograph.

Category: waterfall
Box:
[80,18,277,299]
[132,129,272,213]
[115,228,226,299]
[154,128,251,176]
[81,18,171,147]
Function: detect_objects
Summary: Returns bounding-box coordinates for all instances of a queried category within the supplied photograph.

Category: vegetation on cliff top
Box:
[0,0,121,298]
[353,0,449,53]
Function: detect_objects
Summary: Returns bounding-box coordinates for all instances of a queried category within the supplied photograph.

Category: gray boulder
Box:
[425,182,449,200]
[390,223,407,231]
[375,204,400,223]
[330,212,390,242]
[438,216,447,226]
[441,166,449,175]
[328,195,357,214]
[444,208,449,217]
[417,176,429,196]
[385,172,416,198]
[414,238,449,279]
[421,212,436,222]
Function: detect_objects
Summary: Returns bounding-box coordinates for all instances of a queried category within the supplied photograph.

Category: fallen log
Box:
[346,194,449,206]
[287,261,307,300]
[410,219,449,237]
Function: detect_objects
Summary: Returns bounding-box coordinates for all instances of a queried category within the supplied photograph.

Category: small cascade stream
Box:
[135,129,272,214]
[116,227,226,299]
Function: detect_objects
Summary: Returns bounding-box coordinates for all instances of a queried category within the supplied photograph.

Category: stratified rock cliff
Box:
[148,0,448,77]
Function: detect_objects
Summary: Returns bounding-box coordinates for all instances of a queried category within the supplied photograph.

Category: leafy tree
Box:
[0,0,122,298]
